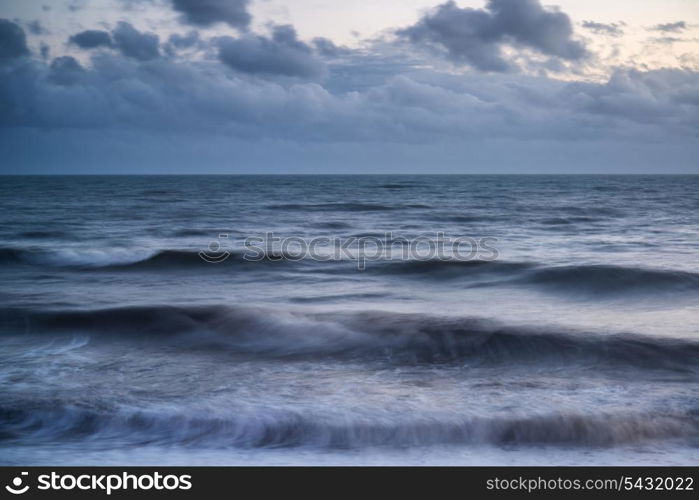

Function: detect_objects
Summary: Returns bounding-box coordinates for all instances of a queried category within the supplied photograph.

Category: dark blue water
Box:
[1,175,698,465]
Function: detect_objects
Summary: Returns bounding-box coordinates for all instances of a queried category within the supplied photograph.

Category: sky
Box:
[0,0,697,173]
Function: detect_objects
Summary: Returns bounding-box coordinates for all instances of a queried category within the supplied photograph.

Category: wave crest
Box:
[2,306,698,369]
[3,245,699,297]
[1,403,695,449]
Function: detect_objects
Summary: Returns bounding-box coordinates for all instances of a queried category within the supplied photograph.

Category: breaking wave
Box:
[3,245,699,297]
[2,306,698,369]
[0,403,696,449]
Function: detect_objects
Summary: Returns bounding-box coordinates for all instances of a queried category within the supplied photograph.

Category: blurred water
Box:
[0,175,698,464]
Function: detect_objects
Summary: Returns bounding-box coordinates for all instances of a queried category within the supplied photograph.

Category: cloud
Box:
[165,30,202,56]
[2,4,698,173]
[1,13,698,173]
[648,21,687,33]
[69,24,162,60]
[398,0,586,72]
[112,21,160,60]
[48,56,85,86]
[26,20,46,35]
[68,0,87,12]
[217,25,325,78]
[582,21,624,37]
[167,30,200,50]
[118,0,160,8]
[650,37,684,45]
[2,33,696,146]
[171,0,251,30]
[312,37,350,58]
[0,18,30,62]
[69,29,113,49]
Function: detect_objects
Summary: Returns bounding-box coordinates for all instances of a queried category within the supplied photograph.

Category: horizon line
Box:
[2,173,698,177]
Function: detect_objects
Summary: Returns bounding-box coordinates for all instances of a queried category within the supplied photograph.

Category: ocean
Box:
[0,175,698,465]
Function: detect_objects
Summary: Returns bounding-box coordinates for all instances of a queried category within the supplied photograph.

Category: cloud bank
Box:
[0,0,697,173]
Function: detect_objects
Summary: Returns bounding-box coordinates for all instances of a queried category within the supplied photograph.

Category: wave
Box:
[0,248,23,264]
[2,306,698,369]
[377,183,419,190]
[519,265,699,295]
[372,259,532,277]
[310,221,354,230]
[373,259,699,295]
[1,403,695,449]
[16,230,71,239]
[551,205,625,217]
[0,247,161,268]
[441,214,506,223]
[3,245,699,297]
[540,216,602,225]
[104,250,251,270]
[92,251,699,298]
[266,202,431,212]
[0,248,298,271]
[0,247,520,276]
[371,259,699,295]
[266,202,398,212]
[170,229,232,237]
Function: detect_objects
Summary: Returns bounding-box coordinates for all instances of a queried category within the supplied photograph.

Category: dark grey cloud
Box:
[68,0,87,12]
[217,25,325,78]
[1,14,697,173]
[172,0,251,30]
[69,24,161,60]
[112,21,160,60]
[0,18,30,62]
[69,29,113,49]
[48,56,85,86]
[651,37,683,45]
[487,0,586,58]
[118,0,160,7]
[582,21,624,37]
[649,21,687,33]
[166,30,201,54]
[26,20,46,35]
[2,36,696,146]
[398,0,587,72]
[312,37,351,58]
